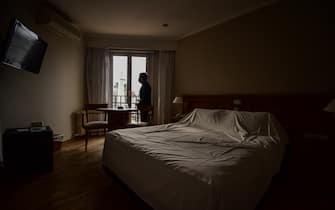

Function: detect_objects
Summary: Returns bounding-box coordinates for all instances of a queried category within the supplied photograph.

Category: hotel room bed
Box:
[102,108,288,210]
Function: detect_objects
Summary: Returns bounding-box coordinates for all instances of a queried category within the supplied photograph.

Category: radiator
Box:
[74,111,85,136]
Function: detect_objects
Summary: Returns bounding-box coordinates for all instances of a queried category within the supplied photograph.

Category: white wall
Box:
[0,0,85,140]
[86,34,177,50]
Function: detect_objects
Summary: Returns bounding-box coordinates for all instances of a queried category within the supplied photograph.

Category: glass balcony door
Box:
[112,55,128,108]
[112,55,147,109]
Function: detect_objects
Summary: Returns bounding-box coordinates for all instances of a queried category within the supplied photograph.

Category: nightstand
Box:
[286,134,335,197]
[3,127,53,174]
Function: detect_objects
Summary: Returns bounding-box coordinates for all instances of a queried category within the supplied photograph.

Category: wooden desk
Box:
[97,108,137,130]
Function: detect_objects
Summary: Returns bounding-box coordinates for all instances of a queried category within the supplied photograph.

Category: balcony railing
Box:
[112,95,140,122]
[111,95,140,109]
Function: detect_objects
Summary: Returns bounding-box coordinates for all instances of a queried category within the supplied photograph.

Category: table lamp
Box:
[324,99,335,139]
[173,97,183,104]
[324,99,335,115]
[172,97,184,120]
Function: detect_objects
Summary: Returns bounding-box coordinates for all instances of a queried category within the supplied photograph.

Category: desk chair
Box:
[82,104,108,150]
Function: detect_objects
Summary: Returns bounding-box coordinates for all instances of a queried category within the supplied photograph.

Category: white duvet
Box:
[103,109,288,210]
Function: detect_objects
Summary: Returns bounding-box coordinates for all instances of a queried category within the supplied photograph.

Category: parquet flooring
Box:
[0,136,152,210]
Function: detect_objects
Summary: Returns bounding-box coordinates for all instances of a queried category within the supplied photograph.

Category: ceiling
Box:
[47,0,275,40]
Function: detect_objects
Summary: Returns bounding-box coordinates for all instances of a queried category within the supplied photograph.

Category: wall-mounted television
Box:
[1,18,48,74]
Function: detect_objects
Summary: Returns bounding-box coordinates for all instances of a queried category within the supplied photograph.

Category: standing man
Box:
[138,72,152,122]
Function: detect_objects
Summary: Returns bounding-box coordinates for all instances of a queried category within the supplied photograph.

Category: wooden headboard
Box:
[182,94,334,138]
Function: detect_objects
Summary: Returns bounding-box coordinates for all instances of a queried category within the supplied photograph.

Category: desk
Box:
[97,108,137,130]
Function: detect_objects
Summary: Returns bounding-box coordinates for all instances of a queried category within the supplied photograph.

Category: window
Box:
[112,55,147,108]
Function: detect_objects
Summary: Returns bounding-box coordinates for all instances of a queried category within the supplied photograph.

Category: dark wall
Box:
[176,0,335,95]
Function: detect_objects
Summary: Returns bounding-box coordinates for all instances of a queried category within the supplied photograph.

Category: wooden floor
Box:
[0,136,152,210]
[0,136,334,210]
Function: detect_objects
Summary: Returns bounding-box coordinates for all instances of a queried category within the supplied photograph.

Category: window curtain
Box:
[147,51,175,124]
[85,48,113,105]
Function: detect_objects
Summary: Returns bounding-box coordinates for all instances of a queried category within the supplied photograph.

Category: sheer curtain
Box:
[148,51,175,124]
[85,48,113,105]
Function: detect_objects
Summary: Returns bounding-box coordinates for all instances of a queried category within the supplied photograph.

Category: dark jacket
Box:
[139,81,151,106]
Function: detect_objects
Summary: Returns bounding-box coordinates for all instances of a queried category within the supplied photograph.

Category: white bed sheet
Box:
[102,109,288,210]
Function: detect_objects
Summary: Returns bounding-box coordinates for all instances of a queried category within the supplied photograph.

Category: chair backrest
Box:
[148,106,154,124]
[137,104,154,124]
[85,104,108,122]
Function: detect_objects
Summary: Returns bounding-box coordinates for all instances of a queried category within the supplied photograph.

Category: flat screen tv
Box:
[1,18,48,74]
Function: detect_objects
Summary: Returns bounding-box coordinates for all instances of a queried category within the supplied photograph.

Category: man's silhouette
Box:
[138,72,151,122]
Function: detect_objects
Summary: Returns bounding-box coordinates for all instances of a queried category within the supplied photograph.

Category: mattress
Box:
[102,109,288,210]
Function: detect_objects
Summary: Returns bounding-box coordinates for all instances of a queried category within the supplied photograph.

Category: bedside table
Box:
[287,134,335,196]
[3,127,54,174]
